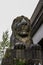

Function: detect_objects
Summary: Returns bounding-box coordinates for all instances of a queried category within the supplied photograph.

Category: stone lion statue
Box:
[1,16,42,65]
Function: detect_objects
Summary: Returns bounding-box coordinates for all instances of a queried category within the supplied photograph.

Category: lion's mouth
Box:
[18,32,28,38]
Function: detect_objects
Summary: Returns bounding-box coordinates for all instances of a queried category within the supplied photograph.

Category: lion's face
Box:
[12,16,31,42]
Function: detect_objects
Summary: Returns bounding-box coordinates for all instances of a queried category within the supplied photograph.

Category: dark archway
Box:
[38,38,43,65]
[38,38,43,50]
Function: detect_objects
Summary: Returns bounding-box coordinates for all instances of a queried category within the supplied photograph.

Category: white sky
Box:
[0,0,39,41]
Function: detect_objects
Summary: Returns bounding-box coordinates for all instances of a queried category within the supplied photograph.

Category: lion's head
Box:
[12,16,31,44]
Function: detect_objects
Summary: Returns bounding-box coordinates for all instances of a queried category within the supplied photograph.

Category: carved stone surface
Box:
[1,16,42,65]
